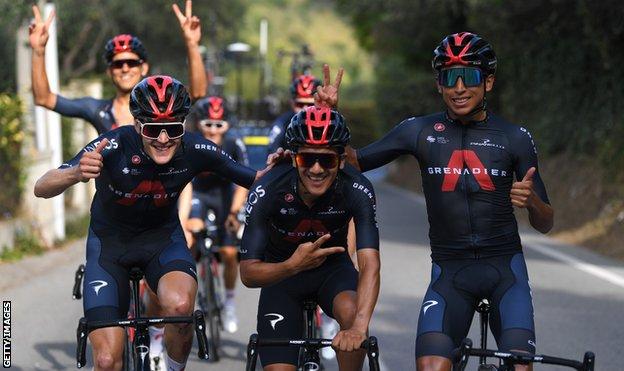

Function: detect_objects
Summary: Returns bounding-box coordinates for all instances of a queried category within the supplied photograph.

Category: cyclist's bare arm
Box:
[173,0,207,100]
[29,5,57,109]
[178,183,193,243]
[351,248,380,333]
[230,185,248,215]
[34,167,81,199]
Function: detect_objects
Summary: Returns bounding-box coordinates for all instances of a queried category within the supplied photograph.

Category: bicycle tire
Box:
[203,257,222,362]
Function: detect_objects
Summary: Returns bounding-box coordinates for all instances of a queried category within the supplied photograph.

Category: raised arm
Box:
[172,0,207,100]
[29,5,57,109]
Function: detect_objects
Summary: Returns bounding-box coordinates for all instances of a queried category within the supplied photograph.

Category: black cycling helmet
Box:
[432,32,497,75]
[290,75,322,104]
[194,96,230,121]
[104,34,148,63]
[130,75,191,122]
[286,106,350,151]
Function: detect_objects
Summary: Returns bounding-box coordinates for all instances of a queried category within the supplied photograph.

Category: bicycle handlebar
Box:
[255,337,373,350]
[76,310,210,368]
[453,338,595,371]
[246,334,380,371]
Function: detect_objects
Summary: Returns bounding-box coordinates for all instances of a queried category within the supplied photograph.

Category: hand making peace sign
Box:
[172,0,201,45]
[29,5,55,53]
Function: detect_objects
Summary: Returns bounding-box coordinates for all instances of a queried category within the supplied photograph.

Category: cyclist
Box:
[240,106,381,371]
[34,76,269,371]
[29,2,205,366]
[313,33,553,371]
[29,1,207,132]
[267,74,322,153]
[185,95,249,333]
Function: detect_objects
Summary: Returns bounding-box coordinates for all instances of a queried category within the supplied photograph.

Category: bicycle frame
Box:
[75,267,210,369]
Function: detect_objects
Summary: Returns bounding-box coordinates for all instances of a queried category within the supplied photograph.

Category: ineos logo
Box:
[245,185,266,214]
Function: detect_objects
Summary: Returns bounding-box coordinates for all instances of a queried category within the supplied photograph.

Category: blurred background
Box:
[0,0,622,368]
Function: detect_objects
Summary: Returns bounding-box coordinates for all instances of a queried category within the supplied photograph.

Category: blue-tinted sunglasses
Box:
[438,67,484,88]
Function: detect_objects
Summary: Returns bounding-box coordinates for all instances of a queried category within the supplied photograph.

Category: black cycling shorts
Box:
[415,253,535,359]
[257,256,358,366]
[189,189,238,247]
[82,223,197,322]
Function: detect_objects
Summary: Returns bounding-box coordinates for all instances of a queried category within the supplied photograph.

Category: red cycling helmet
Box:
[290,75,322,104]
[432,32,497,75]
[104,34,148,63]
[286,106,350,151]
[130,75,191,122]
[194,96,229,121]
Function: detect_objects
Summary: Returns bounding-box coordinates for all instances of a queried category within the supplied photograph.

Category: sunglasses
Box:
[438,67,483,88]
[295,152,341,169]
[294,101,314,109]
[199,119,226,129]
[109,59,143,69]
[140,122,185,140]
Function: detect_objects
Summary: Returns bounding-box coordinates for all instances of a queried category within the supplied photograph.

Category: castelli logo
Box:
[434,123,446,132]
[131,155,141,164]
[285,193,294,202]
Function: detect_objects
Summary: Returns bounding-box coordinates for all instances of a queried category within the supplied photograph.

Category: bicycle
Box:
[245,299,382,371]
[193,208,225,362]
[452,298,595,371]
[75,267,210,370]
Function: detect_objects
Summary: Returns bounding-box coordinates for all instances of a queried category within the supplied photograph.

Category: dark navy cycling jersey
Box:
[267,109,295,153]
[60,126,256,233]
[54,95,118,134]
[192,134,249,193]
[241,163,379,263]
[357,111,549,259]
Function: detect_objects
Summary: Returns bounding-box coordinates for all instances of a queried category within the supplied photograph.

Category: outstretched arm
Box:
[173,0,207,100]
[34,139,109,198]
[29,5,57,109]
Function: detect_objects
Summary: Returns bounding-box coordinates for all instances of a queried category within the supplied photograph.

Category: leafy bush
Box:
[0,94,25,219]
[0,232,44,262]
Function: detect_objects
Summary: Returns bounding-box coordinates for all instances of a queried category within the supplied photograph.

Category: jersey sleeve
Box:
[53,95,106,133]
[233,137,250,167]
[345,173,380,250]
[267,113,292,153]
[511,126,550,204]
[59,130,119,169]
[240,182,271,260]
[356,118,422,172]
[187,134,256,188]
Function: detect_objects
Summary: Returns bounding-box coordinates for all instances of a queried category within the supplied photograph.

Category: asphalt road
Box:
[1,181,623,370]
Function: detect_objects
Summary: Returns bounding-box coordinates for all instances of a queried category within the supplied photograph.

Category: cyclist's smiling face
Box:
[135,122,182,165]
[198,120,229,145]
[293,146,344,200]
[108,51,148,94]
[438,66,494,121]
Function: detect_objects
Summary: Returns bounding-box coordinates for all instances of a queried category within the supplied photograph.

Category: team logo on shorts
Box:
[131,155,141,164]
[284,193,294,202]
[434,123,446,132]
